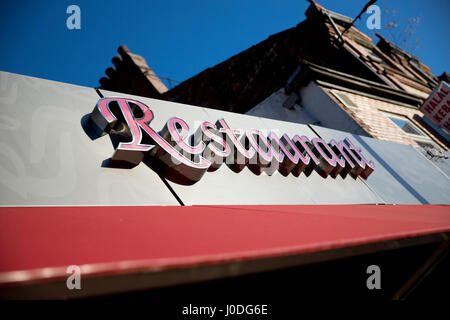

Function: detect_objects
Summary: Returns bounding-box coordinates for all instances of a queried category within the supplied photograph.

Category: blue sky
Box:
[0,0,448,89]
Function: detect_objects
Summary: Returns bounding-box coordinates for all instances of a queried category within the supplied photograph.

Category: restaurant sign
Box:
[420,81,450,131]
[89,97,375,185]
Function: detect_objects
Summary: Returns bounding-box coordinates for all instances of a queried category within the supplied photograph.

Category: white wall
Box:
[300,82,368,136]
[246,82,368,137]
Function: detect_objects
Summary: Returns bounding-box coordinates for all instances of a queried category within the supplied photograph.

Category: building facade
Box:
[1,1,449,302]
[99,1,449,166]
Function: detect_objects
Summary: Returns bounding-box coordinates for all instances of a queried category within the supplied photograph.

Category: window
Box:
[331,91,358,109]
[387,117,425,136]
[383,112,443,151]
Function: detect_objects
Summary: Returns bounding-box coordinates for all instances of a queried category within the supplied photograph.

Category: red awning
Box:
[0,204,449,297]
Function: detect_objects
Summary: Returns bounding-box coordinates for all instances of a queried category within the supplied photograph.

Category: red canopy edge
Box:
[0,204,449,287]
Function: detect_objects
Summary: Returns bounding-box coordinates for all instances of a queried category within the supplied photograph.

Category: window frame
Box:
[382,112,443,150]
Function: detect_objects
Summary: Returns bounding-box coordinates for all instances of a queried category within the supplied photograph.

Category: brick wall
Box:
[325,88,449,150]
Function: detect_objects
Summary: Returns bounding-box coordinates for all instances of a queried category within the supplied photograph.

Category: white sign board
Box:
[420,81,450,132]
